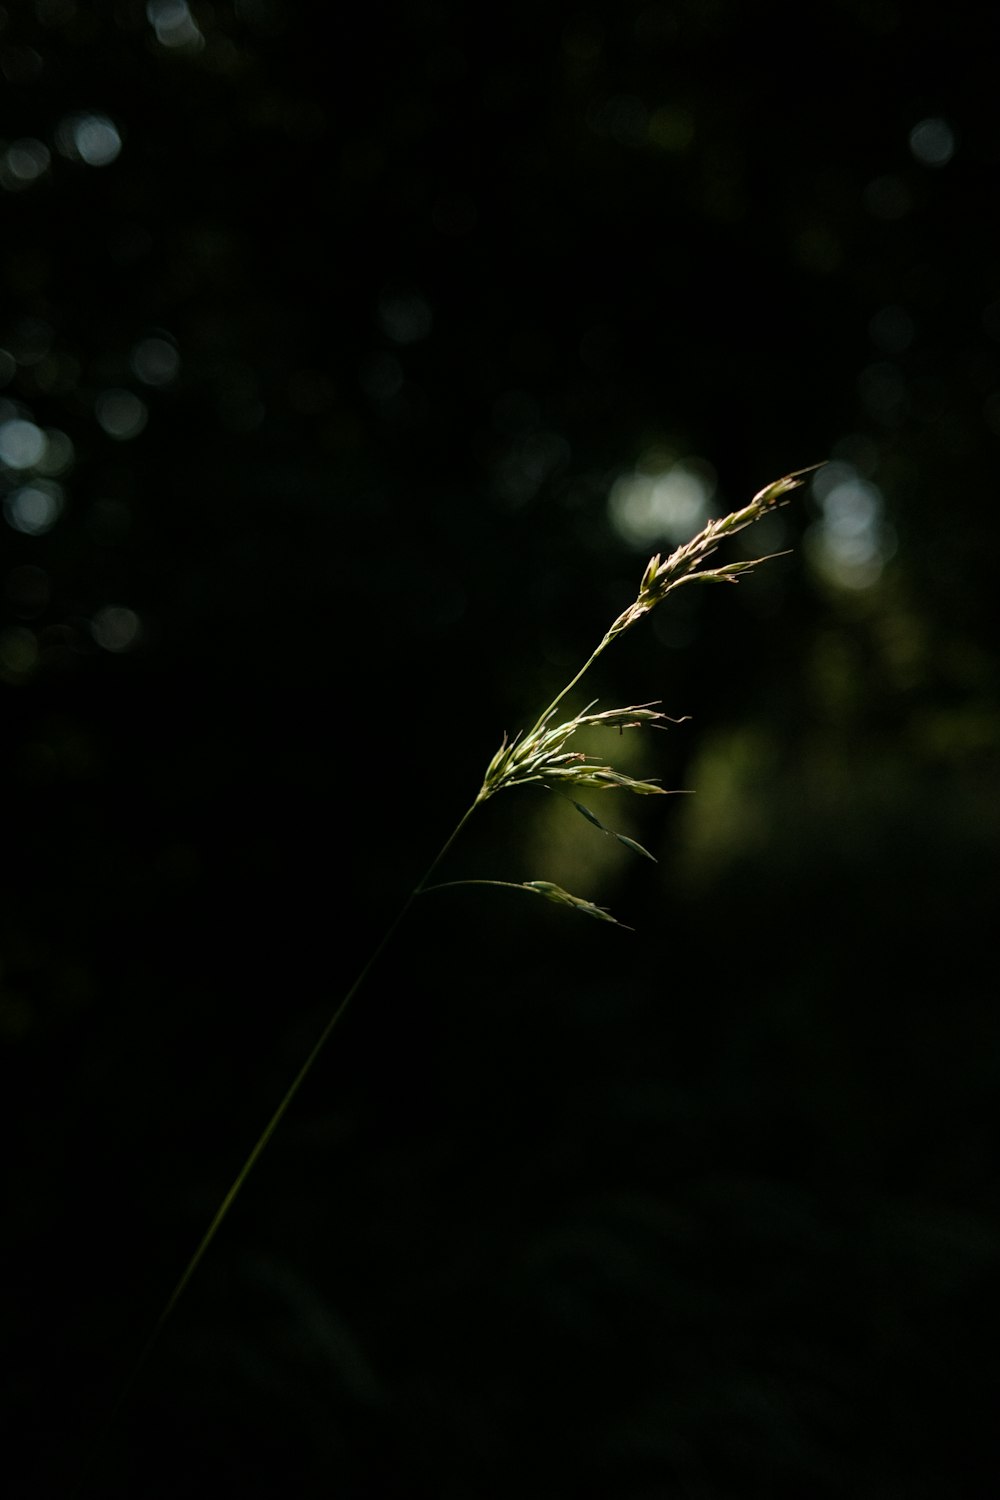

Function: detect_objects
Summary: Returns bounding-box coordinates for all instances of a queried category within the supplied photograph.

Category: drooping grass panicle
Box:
[85,466,812,1479]
[475,464,818,836]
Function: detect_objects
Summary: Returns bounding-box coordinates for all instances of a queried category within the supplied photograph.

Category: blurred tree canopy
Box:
[3,2,998,1496]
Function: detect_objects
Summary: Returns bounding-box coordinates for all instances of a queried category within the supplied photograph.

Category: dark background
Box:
[3,2,999,1496]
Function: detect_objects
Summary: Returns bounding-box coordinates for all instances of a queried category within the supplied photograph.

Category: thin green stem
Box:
[526,638,610,738]
[420,878,535,896]
[77,797,482,1493]
[412,799,480,892]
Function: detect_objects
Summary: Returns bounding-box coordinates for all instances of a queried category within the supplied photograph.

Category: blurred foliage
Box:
[2,1,999,1496]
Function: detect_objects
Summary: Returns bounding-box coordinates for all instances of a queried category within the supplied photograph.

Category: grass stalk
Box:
[78,465,815,1486]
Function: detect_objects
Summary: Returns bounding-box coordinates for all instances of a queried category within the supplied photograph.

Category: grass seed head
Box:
[471,466,816,923]
[479,702,678,801]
